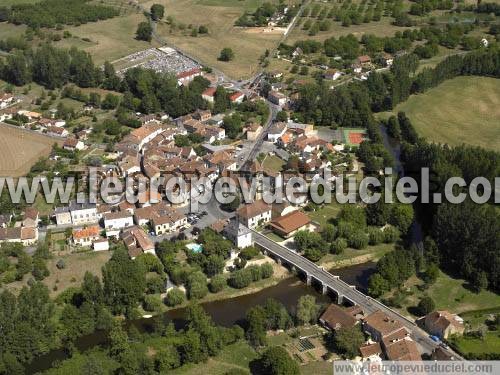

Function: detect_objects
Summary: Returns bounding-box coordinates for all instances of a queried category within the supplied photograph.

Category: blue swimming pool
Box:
[186,243,203,253]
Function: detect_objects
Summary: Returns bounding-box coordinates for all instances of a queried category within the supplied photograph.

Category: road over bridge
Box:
[252,230,464,359]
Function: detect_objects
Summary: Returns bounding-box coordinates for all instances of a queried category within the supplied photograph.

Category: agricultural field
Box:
[0,124,60,177]
[150,0,289,79]
[391,76,500,151]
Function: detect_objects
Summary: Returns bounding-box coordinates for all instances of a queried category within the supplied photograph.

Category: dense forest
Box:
[2,0,119,28]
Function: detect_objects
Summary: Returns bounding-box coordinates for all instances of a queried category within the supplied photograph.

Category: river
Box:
[26,261,376,374]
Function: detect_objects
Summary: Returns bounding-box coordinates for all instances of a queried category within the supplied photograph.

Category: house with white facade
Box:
[104,211,134,238]
[69,201,98,226]
[236,200,272,229]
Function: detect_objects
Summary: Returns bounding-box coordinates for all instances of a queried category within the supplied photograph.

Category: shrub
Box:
[209,274,226,293]
[164,288,185,307]
[143,294,162,312]
[260,263,274,279]
[331,237,347,254]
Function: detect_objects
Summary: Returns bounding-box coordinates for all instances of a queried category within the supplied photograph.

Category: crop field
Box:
[0,124,60,177]
[149,0,286,79]
[392,76,500,151]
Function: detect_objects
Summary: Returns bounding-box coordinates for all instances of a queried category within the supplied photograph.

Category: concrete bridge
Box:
[252,230,464,359]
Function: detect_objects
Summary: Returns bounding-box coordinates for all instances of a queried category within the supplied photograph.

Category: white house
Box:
[268,91,287,106]
[236,200,272,229]
[104,211,134,238]
[63,138,85,151]
[202,87,216,103]
[267,122,287,143]
[93,238,110,251]
[69,202,98,226]
[54,206,72,226]
[323,69,343,81]
[72,226,101,247]
[0,93,15,109]
[223,217,253,248]
[47,126,69,137]
[229,91,245,103]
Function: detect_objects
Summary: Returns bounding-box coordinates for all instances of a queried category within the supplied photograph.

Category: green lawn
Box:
[320,243,394,269]
[262,155,285,173]
[171,340,258,375]
[388,270,500,317]
[308,201,342,228]
[451,332,500,356]
[391,76,500,151]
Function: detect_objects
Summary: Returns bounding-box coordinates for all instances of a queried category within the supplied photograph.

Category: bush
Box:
[239,246,259,260]
[417,296,435,316]
[228,268,253,289]
[348,231,369,249]
[164,288,185,307]
[219,47,234,61]
[247,265,262,282]
[331,237,347,254]
[209,274,226,293]
[56,259,66,269]
[260,263,274,279]
[383,226,400,243]
[367,227,384,245]
[187,271,208,299]
[143,294,162,312]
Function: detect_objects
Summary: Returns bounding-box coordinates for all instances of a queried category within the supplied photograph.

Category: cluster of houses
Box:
[319,304,465,362]
[0,207,39,246]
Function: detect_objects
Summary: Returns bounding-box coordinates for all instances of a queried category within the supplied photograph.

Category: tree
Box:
[422,263,439,285]
[368,273,389,297]
[155,345,180,371]
[150,4,165,21]
[389,203,414,234]
[222,113,243,138]
[143,294,162,312]
[165,288,185,306]
[259,346,300,375]
[276,110,288,122]
[213,85,230,114]
[187,271,209,299]
[204,254,225,277]
[245,306,267,347]
[136,22,153,42]
[471,271,489,293]
[330,237,347,255]
[218,48,234,62]
[417,296,435,316]
[296,295,319,325]
[209,274,226,293]
[228,268,253,289]
[102,247,146,316]
[331,325,364,358]
[321,224,337,242]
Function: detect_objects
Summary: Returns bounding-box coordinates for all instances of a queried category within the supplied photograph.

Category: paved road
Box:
[239,102,280,171]
[252,230,464,359]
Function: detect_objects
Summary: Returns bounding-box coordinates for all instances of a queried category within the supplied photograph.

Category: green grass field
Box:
[392,76,500,151]
[388,270,500,317]
[262,154,285,173]
[54,12,155,64]
[451,332,500,356]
